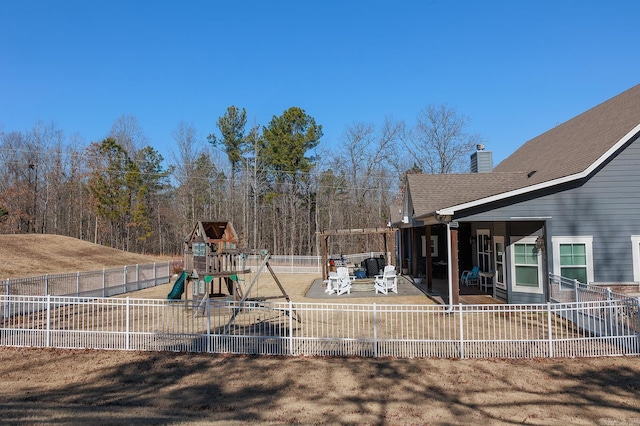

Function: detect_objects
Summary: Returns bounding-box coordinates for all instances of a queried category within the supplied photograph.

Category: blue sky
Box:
[1,0,639,167]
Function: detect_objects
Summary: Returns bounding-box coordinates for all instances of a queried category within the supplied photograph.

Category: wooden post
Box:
[411,227,419,277]
[451,227,459,305]
[321,235,328,279]
[389,230,396,269]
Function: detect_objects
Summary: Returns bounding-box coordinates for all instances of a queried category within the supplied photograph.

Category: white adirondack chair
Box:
[374,265,398,294]
[335,267,353,295]
[323,271,339,294]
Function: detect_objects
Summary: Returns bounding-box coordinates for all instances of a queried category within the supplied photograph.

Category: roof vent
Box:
[527,170,537,178]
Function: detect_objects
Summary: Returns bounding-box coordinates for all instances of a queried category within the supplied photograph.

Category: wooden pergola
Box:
[317,227,398,279]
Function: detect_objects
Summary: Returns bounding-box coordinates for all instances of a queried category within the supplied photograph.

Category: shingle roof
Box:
[494,84,640,184]
[407,172,527,217]
[405,84,640,218]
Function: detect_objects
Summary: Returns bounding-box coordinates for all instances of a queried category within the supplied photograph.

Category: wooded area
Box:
[0,105,479,256]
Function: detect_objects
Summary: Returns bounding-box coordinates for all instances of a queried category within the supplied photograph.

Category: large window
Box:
[552,236,593,284]
[510,236,543,294]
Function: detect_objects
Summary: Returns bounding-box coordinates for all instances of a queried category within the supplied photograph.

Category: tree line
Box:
[0,105,482,256]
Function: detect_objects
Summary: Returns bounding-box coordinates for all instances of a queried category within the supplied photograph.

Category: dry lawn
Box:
[0,234,172,278]
[1,234,639,425]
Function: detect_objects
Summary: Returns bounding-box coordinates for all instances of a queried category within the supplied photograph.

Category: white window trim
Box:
[477,229,491,272]
[493,236,506,290]
[510,236,544,294]
[551,236,594,284]
[631,236,640,282]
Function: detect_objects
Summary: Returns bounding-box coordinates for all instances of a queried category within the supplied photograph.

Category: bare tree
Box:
[406,104,481,174]
[171,121,204,235]
[324,117,402,252]
[109,114,148,157]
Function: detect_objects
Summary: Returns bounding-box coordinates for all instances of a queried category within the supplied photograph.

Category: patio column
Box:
[450,227,459,305]
[411,227,420,277]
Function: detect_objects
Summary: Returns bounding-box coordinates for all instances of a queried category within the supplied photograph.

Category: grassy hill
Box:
[0,234,176,279]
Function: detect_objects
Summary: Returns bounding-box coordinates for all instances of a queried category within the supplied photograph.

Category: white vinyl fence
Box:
[3,262,176,298]
[1,295,638,358]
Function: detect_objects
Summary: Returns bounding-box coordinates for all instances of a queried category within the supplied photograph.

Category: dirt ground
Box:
[1,347,639,425]
[1,235,640,424]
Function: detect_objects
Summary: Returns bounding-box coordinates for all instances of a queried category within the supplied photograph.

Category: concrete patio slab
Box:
[305,275,426,299]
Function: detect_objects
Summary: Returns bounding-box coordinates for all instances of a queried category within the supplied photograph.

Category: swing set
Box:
[172,221,300,324]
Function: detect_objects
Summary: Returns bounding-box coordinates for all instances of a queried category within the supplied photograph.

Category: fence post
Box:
[547,302,553,358]
[206,297,211,353]
[45,274,49,296]
[123,266,128,294]
[76,271,80,297]
[459,304,464,359]
[102,269,106,297]
[136,264,140,291]
[606,288,613,337]
[573,279,579,326]
[637,297,640,353]
[373,303,378,358]
[5,278,10,319]
[126,297,130,350]
[289,301,294,356]
[153,262,157,286]
[46,294,51,348]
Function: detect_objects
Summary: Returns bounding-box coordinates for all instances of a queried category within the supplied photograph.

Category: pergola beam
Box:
[317,227,398,279]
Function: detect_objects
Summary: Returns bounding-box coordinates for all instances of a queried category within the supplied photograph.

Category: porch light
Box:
[535,236,545,251]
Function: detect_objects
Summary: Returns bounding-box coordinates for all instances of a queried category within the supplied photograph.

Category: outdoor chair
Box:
[335,267,353,295]
[374,265,398,294]
[323,271,339,294]
[461,265,479,287]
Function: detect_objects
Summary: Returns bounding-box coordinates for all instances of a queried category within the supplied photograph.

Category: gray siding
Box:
[459,135,640,284]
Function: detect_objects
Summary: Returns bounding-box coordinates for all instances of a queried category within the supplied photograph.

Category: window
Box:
[552,236,593,284]
[421,235,438,257]
[193,243,206,257]
[560,244,587,282]
[510,236,543,294]
[631,236,640,282]
[514,244,538,286]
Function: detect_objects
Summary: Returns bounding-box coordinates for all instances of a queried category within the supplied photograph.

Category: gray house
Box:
[395,84,640,304]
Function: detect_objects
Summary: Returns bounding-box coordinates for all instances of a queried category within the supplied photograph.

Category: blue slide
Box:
[167,271,188,300]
